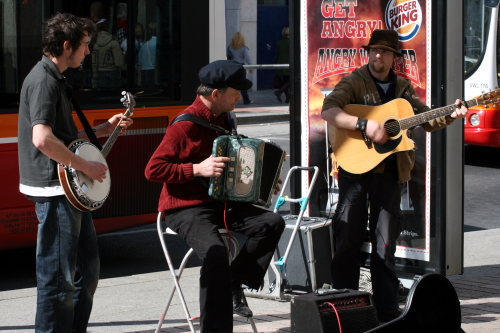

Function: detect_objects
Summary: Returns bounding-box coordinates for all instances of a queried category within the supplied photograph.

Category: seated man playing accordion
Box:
[145,60,285,333]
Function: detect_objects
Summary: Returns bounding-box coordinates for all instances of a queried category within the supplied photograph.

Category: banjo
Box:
[58,91,135,211]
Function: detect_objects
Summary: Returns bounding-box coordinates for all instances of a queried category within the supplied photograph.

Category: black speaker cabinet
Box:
[276,216,333,293]
[291,289,379,333]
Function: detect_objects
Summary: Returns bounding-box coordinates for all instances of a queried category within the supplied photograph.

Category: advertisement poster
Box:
[301,0,431,261]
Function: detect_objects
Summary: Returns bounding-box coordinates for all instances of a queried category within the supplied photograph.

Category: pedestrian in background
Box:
[121,22,144,58]
[115,3,127,45]
[137,21,157,86]
[89,1,109,53]
[274,27,290,103]
[228,32,254,104]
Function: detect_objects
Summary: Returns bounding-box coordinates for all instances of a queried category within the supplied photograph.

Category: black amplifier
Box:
[291,289,379,333]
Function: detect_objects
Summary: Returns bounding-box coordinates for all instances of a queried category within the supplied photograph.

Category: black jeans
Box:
[330,161,403,312]
[165,201,285,333]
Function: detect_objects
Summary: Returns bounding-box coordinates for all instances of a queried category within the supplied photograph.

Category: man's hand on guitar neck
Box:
[450,99,468,119]
[365,120,389,144]
[77,114,133,141]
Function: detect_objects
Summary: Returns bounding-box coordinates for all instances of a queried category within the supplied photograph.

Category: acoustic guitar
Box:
[328,89,500,174]
[58,91,135,211]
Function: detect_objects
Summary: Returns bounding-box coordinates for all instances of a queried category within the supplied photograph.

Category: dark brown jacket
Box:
[322,64,455,183]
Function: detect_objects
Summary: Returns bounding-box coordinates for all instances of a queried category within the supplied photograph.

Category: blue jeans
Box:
[34,196,100,333]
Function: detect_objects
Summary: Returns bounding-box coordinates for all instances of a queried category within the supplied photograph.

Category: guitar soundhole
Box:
[384,119,401,137]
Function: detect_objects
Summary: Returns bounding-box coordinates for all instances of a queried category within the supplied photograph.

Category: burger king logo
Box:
[385,0,422,41]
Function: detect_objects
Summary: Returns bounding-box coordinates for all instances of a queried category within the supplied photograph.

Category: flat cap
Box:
[199,60,253,91]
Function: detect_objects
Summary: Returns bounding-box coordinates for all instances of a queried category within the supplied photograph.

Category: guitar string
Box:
[380,103,465,133]
[382,95,489,132]
[380,95,490,131]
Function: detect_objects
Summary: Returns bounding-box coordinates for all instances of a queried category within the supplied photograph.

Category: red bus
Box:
[0,0,225,250]
[464,0,500,147]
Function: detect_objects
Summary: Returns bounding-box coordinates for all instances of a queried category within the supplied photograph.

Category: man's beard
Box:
[369,61,387,74]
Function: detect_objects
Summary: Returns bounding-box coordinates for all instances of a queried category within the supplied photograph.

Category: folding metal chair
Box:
[155,212,258,333]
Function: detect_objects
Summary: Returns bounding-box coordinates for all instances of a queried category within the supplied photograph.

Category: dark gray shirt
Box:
[18,56,78,188]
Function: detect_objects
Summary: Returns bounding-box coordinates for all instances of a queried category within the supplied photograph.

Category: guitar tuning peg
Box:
[120,97,125,102]
[121,91,126,95]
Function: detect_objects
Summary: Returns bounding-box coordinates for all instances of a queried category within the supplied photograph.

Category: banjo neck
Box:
[101,105,133,158]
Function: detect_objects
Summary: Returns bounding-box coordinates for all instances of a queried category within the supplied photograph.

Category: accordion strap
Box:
[171,113,232,135]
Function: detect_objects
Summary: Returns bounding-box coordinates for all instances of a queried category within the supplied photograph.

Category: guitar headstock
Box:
[476,88,500,107]
[120,91,136,117]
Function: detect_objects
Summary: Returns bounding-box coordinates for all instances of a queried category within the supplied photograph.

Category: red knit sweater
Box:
[145,96,230,212]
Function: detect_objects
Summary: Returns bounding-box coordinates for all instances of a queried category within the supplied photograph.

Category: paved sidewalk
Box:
[232,89,290,125]
[448,229,500,332]
[1,229,498,333]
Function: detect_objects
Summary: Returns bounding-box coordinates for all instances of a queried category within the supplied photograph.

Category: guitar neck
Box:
[399,98,479,130]
[101,108,132,158]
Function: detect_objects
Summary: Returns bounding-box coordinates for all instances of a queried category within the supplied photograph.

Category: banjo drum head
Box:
[73,142,111,203]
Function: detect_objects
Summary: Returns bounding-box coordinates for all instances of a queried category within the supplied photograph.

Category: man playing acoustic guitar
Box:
[18,13,132,333]
[321,29,467,323]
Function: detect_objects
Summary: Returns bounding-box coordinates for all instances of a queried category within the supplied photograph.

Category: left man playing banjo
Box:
[17,13,132,333]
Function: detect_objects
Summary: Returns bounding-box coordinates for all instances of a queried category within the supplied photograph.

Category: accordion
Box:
[208,135,286,207]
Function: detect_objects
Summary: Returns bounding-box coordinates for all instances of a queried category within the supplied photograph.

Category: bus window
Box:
[0,1,20,111]
[60,1,182,106]
[464,0,493,76]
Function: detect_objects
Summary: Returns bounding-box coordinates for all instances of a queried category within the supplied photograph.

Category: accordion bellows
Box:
[208,136,286,208]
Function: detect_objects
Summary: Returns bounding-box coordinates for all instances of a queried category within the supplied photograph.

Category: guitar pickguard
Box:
[374,136,402,154]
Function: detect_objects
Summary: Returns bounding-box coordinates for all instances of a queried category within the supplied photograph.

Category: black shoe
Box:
[377,307,403,323]
[232,282,253,317]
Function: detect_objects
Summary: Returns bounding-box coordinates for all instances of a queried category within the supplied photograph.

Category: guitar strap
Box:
[66,85,103,150]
